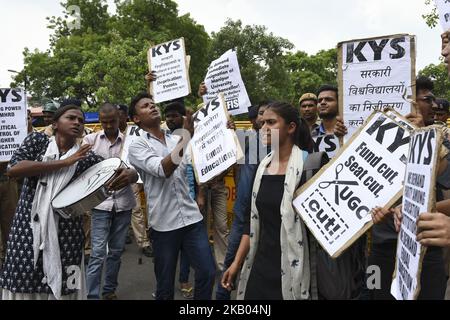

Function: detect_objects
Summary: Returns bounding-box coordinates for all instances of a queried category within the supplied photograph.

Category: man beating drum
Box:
[83,103,138,300]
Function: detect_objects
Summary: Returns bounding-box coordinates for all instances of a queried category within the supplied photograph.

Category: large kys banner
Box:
[391,127,443,300]
[338,34,416,142]
[191,93,242,184]
[0,88,27,162]
[293,110,412,258]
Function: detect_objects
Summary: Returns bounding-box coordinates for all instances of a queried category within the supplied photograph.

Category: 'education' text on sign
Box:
[191,93,240,184]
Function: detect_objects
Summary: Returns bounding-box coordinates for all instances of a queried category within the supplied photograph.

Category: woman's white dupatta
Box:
[30,136,79,299]
[237,145,310,300]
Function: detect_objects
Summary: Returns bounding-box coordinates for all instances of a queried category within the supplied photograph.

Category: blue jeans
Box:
[179,248,190,283]
[215,212,245,300]
[151,221,216,300]
[86,209,132,299]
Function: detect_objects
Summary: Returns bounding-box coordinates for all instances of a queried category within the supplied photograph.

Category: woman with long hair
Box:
[222,101,327,300]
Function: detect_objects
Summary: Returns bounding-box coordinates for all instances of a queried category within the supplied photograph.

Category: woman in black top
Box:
[222,102,326,300]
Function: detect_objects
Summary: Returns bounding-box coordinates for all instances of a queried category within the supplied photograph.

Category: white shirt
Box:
[128,130,203,232]
[83,130,136,212]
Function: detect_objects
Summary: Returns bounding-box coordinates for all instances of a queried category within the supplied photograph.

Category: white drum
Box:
[52,158,125,219]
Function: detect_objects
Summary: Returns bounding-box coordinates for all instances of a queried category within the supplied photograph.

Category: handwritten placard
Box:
[148,38,191,104]
[191,93,241,184]
[203,49,251,116]
[391,127,442,300]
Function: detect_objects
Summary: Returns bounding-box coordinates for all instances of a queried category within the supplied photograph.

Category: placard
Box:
[391,127,442,300]
[313,134,340,159]
[434,0,450,32]
[0,88,27,162]
[191,93,241,184]
[121,125,143,183]
[148,38,191,104]
[202,49,251,116]
[293,110,412,257]
[338,34,416,142]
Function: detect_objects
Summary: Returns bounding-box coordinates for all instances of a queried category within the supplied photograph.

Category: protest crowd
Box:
[2,4,450,302]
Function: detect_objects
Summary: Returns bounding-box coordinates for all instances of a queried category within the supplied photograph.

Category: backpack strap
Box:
[302,151,326,300]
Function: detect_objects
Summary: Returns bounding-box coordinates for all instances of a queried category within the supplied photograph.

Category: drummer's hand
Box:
[64,144,92,166]
[107,168,138,191]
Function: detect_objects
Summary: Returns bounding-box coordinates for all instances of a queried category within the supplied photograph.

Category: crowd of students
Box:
[0,29,450,301]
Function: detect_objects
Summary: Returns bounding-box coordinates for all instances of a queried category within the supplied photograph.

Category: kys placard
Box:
[391,127,443,300]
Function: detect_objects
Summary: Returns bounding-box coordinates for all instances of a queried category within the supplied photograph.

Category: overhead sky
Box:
[0,0,445,88]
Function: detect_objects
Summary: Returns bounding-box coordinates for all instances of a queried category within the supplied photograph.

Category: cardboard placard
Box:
[338,34,416,142]
[148,38,191,104]
[0,88,27,162]
[293,110,412,258]
[191,93,242,184]
[202,49,251,116]
[391,126,443,300]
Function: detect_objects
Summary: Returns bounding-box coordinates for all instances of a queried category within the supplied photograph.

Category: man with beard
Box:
[369,75,449,300]
[314,85,339,136]
[311,85,341,159]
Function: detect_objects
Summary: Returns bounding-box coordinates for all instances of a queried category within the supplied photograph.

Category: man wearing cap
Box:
[434,98,450,125]
[42,100,60,136]
[299,93,320,131]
